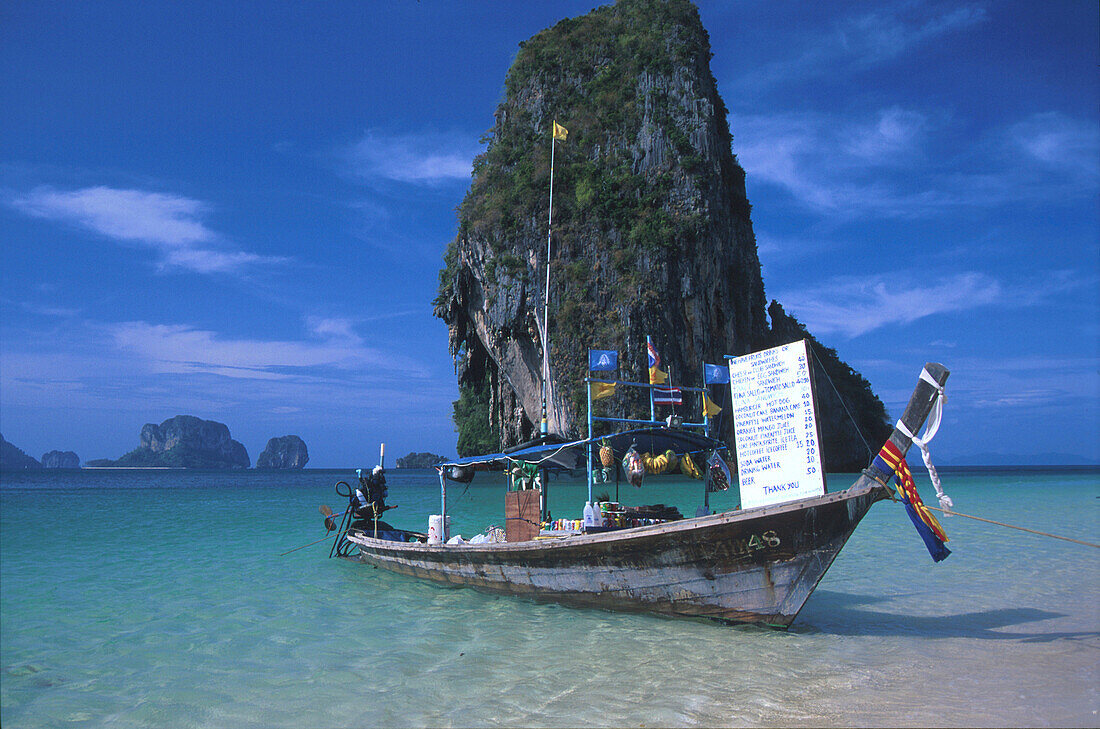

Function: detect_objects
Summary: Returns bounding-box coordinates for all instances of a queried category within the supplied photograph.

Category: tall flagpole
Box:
[541,129,556,437]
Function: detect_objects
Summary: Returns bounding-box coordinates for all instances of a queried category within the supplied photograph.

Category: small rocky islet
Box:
[78,416,309,470]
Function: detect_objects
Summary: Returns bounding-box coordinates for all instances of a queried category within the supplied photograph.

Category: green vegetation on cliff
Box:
[453,378,499,457]
[434,0,890,471]
[436,0,755,450]
[395,452,449,469]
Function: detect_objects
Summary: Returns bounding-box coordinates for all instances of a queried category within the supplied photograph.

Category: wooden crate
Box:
[505,489,541,542]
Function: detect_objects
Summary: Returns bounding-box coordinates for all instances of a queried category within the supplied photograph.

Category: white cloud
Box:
[777,272,1003,338]
[8,185,286,274]
[11,186,214,247]
[345,130,478,185]
[108,320,427,379]
[306,316,362,345]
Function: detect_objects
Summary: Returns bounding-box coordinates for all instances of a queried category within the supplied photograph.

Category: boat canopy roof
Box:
[439,427,725,473]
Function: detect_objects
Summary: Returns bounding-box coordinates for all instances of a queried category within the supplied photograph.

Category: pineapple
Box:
[599,439,613,467]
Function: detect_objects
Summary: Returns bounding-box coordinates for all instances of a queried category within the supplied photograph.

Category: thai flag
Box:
[653,387,682,405]
[647,341,660,369]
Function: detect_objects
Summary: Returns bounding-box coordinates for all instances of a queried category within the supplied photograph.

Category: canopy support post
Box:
[438,467,448,542]
[587,381,594,503]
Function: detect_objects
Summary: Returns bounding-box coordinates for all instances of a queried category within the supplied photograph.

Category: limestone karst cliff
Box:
[256,436,309,469]
[396,452,448,469]
[434,0,890,469]
[100,416,251,468]
[1,434,42,470]
[42,450,80,468]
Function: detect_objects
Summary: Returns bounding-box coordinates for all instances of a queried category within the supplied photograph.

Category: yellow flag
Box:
[648,366,667,385]
[552,121,568,142]
[703,391,723,416]
[591,382,616,401]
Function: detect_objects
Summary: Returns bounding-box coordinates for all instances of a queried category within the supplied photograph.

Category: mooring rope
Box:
[808,342,874,459]
[279,531,336,557]
[919,502,1099,549]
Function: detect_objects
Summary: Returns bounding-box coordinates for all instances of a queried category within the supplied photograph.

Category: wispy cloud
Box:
[108,320,428,380]
[306,316,362,345]
[843,107,930,162]
[733,107,1098,219]
[344,130,478,185]
[776,272,1003,338]
[8,185,286,274]
[733,108,948,217]
[1005,112,1100,182]
[945,354,1100,410]
[0,314,455,460]
[18,301,82,318]
[736,2,988,92]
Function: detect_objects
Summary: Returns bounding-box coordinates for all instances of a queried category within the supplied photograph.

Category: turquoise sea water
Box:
[1,467,1097,728]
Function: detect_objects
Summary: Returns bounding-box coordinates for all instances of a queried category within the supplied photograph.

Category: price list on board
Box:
[728,339,825,509]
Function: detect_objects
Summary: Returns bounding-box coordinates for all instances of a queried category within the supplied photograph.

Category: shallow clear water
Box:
[1,467,1097,727]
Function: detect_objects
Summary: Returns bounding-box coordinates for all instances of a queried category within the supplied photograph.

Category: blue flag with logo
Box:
[704,363,730,384]
[588,350,618,371]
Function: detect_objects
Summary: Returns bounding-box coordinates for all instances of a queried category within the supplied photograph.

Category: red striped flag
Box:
[653,386,682,405]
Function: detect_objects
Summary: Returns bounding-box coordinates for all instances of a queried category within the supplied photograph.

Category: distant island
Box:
[256,435,309,469]
[396,452,448,469]
[42,450,80,468]
[1,433,42,469]
[88,415,250,469]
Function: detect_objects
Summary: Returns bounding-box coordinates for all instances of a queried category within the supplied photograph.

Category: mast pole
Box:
[647,335,656,424]
[438,468,448,542]
[701,362,709,436]
[541,134,555,438]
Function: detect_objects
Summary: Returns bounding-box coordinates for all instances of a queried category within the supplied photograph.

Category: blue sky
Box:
[2,0,1096,467]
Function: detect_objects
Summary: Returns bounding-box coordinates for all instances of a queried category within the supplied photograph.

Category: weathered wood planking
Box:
[346,483,886,626]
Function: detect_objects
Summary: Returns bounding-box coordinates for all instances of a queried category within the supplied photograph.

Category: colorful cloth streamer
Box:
[874,440,951,562]
[647,341,667,385]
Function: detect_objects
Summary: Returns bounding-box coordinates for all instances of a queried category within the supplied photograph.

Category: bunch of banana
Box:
[679,452,702,479]
[663,449,679,473]
[642,451,675,474]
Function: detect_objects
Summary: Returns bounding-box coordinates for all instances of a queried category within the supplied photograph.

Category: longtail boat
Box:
[328,356,949,628]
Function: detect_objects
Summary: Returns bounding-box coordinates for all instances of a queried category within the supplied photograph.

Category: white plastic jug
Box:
[428,515,451,544]
[583,501,596,527]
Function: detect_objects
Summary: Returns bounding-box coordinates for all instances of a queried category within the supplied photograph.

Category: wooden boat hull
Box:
[345,479,890,627]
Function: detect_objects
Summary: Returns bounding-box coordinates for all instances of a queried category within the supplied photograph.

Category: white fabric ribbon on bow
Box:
[896,367,953,515]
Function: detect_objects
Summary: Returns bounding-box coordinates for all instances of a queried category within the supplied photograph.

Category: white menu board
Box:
[728,340,825,509]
